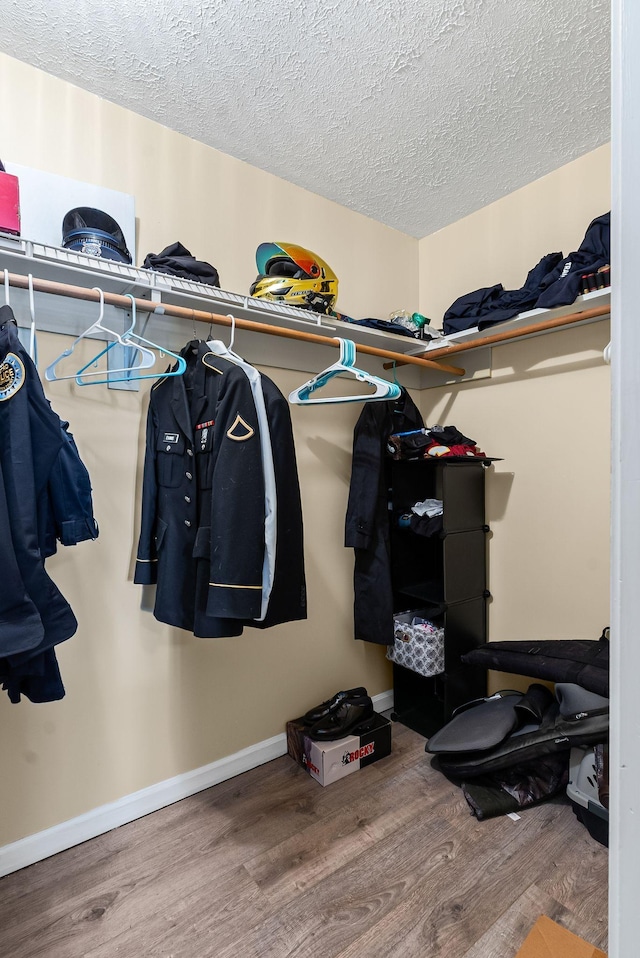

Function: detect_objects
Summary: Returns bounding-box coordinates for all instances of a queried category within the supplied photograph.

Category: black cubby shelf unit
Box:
[388,456,499,739]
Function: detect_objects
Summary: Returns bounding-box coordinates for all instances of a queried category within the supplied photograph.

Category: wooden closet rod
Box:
[382,303,611,369]
[4,272,465,377]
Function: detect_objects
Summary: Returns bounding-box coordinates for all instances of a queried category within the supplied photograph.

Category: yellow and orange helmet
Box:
[249,242,338,314]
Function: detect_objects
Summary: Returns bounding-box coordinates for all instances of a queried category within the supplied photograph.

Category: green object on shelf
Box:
[411,312,431,328]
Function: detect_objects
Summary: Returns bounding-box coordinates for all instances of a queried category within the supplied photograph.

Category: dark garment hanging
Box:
[135,341,265,637]
[345,389,424,645]
[0,307,99,703]
[135,340,305,637]
[0,463,45,658]
[142,241,220,287]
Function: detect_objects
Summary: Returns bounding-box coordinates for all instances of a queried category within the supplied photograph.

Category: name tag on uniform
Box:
[163,432,179,444]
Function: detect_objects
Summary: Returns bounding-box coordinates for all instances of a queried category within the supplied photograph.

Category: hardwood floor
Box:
[0,720,608,957]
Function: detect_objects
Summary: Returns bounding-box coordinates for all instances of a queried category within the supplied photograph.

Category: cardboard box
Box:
[516,916,606,958]
[0,171,20,235]
[286,711,391,786]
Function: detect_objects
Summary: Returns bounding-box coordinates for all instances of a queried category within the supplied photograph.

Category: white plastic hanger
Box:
[288,337,402,405]
[45,288,156,382]
[0,269,15,332]
[5,271,39,364]
[74,294,186,385]
[205,313,244,362]
[27,273,38,365]
[222,313,243,359]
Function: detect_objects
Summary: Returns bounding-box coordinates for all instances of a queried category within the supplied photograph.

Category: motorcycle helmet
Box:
[62,207,132,264]
[249,242,338,314]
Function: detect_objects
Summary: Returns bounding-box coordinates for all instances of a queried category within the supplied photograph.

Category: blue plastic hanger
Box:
[45,288,156,382]
[74,294,187,386]
[288,338,402,405]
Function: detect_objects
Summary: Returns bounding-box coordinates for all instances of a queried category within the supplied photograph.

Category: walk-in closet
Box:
[0,2,635,955]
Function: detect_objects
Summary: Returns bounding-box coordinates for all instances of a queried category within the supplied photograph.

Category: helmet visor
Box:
[256,242,320,278]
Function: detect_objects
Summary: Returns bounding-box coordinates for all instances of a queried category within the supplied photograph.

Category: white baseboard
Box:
[0,689,393,878]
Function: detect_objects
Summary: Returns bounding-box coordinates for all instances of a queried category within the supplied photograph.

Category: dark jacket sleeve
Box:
[206,373,266,619]
[46,423,99,553]
[134,402,160,585]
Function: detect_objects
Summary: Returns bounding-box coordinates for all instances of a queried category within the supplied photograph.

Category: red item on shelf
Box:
[0,170,20,236]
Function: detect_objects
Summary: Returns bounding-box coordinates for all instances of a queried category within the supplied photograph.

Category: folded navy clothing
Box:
[442,284,504,335]
[335,315,418,337]
[443,252,563,335]
[535,212,610,309]
[143,242,220,287]
[409,513,443,538]
[441,211,610,336]
[477,252,565,330]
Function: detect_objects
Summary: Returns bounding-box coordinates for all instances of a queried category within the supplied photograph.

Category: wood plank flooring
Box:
[0,720,608,957]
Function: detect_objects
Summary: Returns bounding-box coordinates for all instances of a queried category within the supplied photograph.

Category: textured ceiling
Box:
[0,0,610,238]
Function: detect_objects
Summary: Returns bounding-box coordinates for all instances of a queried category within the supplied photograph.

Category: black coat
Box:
[135,341,305,636]
[345,390,424,645]
[0,307,99,702]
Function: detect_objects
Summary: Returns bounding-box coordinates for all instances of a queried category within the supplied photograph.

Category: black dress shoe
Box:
[302,686,368,725]
[307,696,375,741]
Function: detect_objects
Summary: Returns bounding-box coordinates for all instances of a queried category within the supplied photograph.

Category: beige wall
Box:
[0,56,418,322]
[420,145,611,326]
[0,53,612,847]
[419,147,611,691]
[0,54,418,845]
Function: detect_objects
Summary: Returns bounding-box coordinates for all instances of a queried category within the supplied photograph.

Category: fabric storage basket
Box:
[387,610,445,678]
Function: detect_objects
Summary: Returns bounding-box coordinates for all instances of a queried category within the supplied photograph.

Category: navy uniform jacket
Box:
[0,307,99,702]
[135,341,268,638]
[345,389,424,645]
